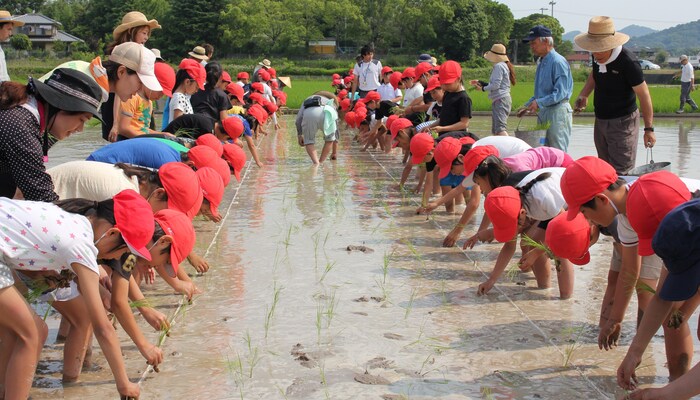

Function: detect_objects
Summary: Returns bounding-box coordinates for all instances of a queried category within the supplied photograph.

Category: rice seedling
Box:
[225,351,246,400]
[520,233,560,270]
[264,282,283,339]
[371,220,385,235]
[404,288,418,320]
[374,277,391,303]
[438,280,448,305]
[129,298,153,309]
[402,239,426,271]
[242,330,262,378]
[315,300,324,345]
[481,386,495,400]
[319,360,330,400]
[324,289,339,329]
[561,325,586,367]
[319,261,337,283]
[23,279,51,304]
[505,262,520,282]
[381,250,394,285]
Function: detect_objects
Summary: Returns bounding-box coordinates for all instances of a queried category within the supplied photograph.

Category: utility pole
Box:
[549,1,556,17]
[539,7,547,14]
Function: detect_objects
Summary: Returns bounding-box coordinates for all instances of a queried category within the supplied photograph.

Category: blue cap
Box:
[653,198,700,301]
[417,53,432,63]
[522,25,553,43]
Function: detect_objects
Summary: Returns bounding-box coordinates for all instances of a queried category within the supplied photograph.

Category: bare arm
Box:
[633,82,655,147]
[244,135,264,167]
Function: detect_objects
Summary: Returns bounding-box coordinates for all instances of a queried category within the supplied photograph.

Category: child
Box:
[191,61,232,122]
[167,59,206,125]
[377,66,402,103]
[471,43,516,135]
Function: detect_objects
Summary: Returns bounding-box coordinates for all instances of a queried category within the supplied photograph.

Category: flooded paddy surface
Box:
[30,116,700,399]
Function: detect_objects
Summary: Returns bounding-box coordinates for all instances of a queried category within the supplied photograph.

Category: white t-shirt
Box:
[0,46,8,82]
[168,92,193,124]
[462,136,532,188]
[48,161,139,201]
[0,198,100,275]
[402,83,424,107]
[515,167,566,221]
[681,63,695,83]
[377,83,401,101]
[353,59,382,91]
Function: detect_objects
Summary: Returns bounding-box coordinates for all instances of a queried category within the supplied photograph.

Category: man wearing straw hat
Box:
[574,16,655,175]
[0,10,24,82]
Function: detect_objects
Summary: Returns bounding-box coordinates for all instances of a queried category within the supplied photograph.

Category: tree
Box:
[41,0,88,34]
[441,0,489,61]
[10,33,32,51]
[480,0,514,54]
[558,40,573,57]
[2,0,45,14]
[511,14,564,64]
[160,0,226,59]
[655,49,669,65]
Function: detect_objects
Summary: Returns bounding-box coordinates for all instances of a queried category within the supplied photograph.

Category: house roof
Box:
[567,53,590,62]
[13,13,62,27]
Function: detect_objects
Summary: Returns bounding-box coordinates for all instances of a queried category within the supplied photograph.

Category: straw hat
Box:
[258,59,272,68]
[278,76,291,88]
[188,46,209,61]
[0,10,24,26]
[113,11,160,38]
[484,44,509,63]
[574,16,629,53]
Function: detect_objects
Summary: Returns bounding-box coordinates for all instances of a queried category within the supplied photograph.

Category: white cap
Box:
[109,42,163,92]
[680,55,689,61]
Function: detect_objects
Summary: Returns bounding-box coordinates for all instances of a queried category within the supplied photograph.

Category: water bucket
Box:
[626,145,671,176]
[514,118,546,147]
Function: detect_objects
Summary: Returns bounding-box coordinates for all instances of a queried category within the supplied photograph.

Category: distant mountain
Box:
[562,30,580,42]
[627,20,700,54]
[619,25,657,38]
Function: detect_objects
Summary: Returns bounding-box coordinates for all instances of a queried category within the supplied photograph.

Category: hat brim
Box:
[410,152,425,165]
[566,206,581,221]
[188,52,209,61]
[493,219,518,243]
[278,77,291,88]
[137,72,163,92]
[659,259,700,301]
[637,237,655,257]
[569,250,591,266]
[113,20,161,39]
[0,18,24,27]
[484,51,508,63]
[32,79,104,124]
[438,162,451,179]
[125,240,152,261]
[574,32,629,52]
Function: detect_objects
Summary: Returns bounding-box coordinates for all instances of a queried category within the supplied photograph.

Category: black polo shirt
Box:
[592,47,645,120]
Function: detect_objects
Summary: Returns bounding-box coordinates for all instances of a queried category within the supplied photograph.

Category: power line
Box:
[554,9,689,25]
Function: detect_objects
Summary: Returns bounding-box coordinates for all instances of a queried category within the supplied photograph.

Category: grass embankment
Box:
[7,57,695,112]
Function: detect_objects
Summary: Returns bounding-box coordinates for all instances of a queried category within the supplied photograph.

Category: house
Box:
[7,13,83,50]
[308,38,336,55]
[566,42,591,66]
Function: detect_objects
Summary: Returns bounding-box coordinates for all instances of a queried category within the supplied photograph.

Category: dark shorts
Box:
[537,218,553,230]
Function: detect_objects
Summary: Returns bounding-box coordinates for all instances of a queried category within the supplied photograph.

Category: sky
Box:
[496,0,700,33]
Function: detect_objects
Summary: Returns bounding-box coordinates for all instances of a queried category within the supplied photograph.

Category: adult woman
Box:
[0,190,151,399]
[472,43,516,135]
[295,91,339,164]
[0,68,102,201]
[102,11,161,141]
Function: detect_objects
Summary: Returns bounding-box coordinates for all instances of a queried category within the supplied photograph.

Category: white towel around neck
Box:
[595,46,623,73]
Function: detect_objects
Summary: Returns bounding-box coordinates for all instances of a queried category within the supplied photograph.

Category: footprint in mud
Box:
[366,356,395,369]
[353,296,369,302]
[354,371,391,385]
[286,377,322,397]
[290,343,318,368]
[346,245,374,253]
[353,295,385,303]
[382,395,406,400]
[383,333,405,340]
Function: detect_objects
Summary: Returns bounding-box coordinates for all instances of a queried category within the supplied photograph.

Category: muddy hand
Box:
[617,352,641,390]
[574,96,588,113]
[118,382,140,400]
[477,280,494,296]
[598,320,621,351]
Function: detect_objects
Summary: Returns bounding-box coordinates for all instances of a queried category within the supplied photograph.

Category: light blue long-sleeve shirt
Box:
[527,49,573,108]
[483,62,511,101]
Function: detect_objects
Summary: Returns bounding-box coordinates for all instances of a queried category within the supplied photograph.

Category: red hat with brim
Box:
[221,71,232,83]
[401,67,416,80]
[438,60,462,84]
[222,143,246,182]
[463,145,499,177]
[247,104,268,125]
[360,91,381,103]
[154,62,175,97]
[409,132,435,165]
[158,162,203,220]
[345,111,357,128]
[258,69,271,82]
[340,98,351,111]
[390,117,412,142]
[251,82,264,93]
[237,71,249,80]
[545,212,591,265]
[196,167,224,220]
[154,209,196,277]
[188,145,219,170]
[179,59,206,90]
[485,186,522,243]
[425,75,441,92]
[390,72,402,89]
[338,89,348,99]
[561,156,618,220]
[225,82,245,104]
[195,133,223,157]
[113,189,154,261]
[434,137,465,179]
[415,62,434,79]
[222,117,244,140]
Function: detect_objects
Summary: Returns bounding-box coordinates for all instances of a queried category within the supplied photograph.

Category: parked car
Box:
[639,60,661,70]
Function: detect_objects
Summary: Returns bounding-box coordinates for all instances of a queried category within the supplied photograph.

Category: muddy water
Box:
[30,117,700,399]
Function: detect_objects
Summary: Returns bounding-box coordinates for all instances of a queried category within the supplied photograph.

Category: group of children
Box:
[316,49,700,398]
[0,9,289,399]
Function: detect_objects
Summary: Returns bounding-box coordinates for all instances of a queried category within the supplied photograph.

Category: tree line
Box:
[11,0,570,64]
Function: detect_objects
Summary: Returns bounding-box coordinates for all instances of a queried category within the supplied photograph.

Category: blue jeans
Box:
[538,102,572,152]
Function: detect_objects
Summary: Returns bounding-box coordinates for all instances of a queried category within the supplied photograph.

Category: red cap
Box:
[627,171,691,256]
[409,132,435,165]
[381,66,393,75]
[332,73,341,80]
[343,76,354,85]
[390,117,412,141]
[153,209,195,277]
[390,72,402,89]
[425,75,441,92]
[237,71,249,80]
[179,59,206,90]
[434,137,465,179]
[225,82,244,104]
[268,68,276,78]
[401,67,416,80]
[113,189,154,261]
[484,186,522,242]
[221,71,232,83]
[258,69,271,82]
[332,78,342,86]
[360,91,381,103]
[415,62,433,79]
[462,145,499,177]
[158,162,203,219]
[251,82,264,93]
[340,98,351,111]
[354,112,366,127]
[344,111,357,128]
[545,212,591,265]
[195,133,223,157]
[270,80,279,89]
[209,157,231,187]
[154,62,175,97]
[337,89,348,99]
[385,114,399,131]
[353,100,366,111]
[438,60,462,84]
[248,92,265,105]
[247,104,268,125]
[196,167,224,219]
[263,100,278,114]
[222,143,246,181]
[221,117,244,140]
[187,145,219,170]
[561,156,618,220]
